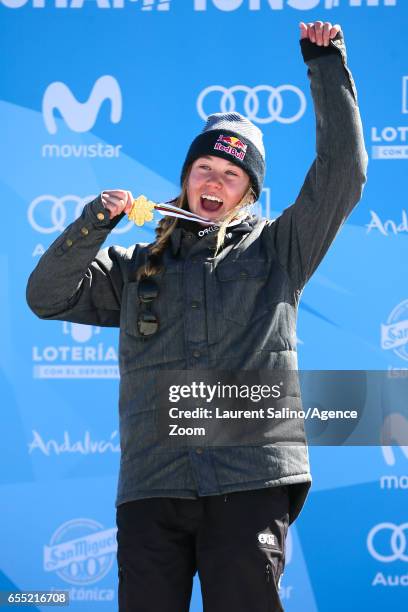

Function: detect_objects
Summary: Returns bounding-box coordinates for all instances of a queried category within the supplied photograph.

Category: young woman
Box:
[27,21,368,612]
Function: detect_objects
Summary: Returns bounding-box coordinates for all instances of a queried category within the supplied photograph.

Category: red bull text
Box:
[214,134,248,161]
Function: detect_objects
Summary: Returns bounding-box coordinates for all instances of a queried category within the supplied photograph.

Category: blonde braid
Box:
[214,185,257,257]
[135,173,190,280]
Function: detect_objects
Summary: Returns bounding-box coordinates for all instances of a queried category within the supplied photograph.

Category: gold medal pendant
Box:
[128,195,155,226]
[127,194,215,227]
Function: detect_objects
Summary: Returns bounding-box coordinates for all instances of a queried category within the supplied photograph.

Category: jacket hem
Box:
[116,473,312,524]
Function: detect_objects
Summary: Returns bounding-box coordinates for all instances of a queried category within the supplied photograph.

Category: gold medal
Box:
[128,195,155,226]
[127,194,215,227]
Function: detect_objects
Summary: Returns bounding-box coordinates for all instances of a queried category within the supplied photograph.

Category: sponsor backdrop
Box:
[1,1,407,610]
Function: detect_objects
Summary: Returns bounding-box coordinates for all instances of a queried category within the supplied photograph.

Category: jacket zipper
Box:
[265,563,284,612]
[265,563,273,612]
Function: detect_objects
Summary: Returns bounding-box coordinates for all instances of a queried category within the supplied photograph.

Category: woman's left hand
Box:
[299,21,342,46]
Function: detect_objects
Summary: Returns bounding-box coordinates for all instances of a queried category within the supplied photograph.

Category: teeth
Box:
[201,194,223,203]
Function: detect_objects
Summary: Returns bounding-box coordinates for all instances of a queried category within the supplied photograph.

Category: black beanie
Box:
[180,112,266,200]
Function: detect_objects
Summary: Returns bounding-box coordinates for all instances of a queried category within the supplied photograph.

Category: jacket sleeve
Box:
[265,33,368,293]
[26,194,131,327]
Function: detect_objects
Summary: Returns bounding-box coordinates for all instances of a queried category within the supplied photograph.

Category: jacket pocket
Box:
[215,259,278,326]
[121,267,185,369]
[124,265,184,335]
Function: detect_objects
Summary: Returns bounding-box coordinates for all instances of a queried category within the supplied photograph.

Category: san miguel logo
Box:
[381,300,408,362]
[214,135,248,161]
[43,519,117,586]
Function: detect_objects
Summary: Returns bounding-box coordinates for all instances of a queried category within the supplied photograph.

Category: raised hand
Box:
[101,189,134,220]
[299,21,342,46]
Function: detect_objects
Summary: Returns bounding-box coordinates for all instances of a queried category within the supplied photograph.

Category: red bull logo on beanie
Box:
[217,135,248,151]
[214,134,248,161]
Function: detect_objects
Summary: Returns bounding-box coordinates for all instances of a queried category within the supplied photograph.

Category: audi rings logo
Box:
[28,195,133,235]
[367,523,408,563]
[197,85,306,124]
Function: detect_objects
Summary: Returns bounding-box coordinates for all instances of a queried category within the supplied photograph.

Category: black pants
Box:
[116,486,289,612]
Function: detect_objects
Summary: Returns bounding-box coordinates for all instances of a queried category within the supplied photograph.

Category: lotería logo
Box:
[44,518,117,586]
[193,0,397,11]
[32,323,119,379]
[367,523,408,563]
[197,85,306,124]
[28,195,133,236]
[381,300,408,362]
[42,76,122,135]
[371,76,408,160]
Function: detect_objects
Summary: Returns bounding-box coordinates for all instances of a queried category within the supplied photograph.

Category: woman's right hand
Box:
[101,190,134,220]
[299,21,341,46]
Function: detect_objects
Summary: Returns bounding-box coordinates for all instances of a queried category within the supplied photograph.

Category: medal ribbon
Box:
[128,195,216,227]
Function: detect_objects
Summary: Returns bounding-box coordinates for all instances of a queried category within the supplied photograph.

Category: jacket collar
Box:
[170,215,259,257]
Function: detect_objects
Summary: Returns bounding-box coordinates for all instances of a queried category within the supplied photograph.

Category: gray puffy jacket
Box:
[26,35,368,524]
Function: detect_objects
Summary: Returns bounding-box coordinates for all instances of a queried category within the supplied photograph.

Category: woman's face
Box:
[187,155,251,222]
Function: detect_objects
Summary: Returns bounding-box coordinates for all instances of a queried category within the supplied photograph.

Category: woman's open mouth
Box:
[200,194,223,213]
